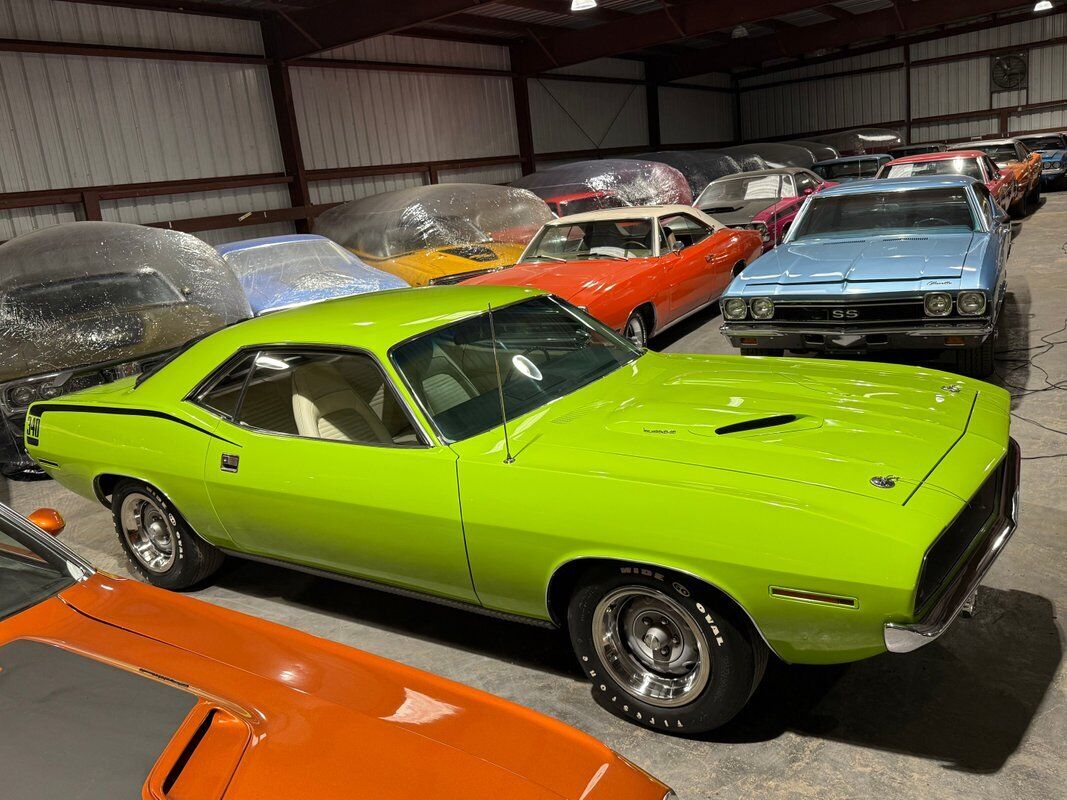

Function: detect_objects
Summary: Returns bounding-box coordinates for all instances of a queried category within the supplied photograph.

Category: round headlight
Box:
[957,291,987,316]
[7,384,37,408]
[723,298,747,320]
[750,297,775,320]
[924,292,953,317]
[38,384,63,399]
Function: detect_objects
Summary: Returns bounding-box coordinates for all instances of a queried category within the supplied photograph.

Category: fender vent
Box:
[716,414,798,435]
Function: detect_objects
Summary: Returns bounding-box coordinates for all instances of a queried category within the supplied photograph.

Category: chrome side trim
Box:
[884,438,1020,654]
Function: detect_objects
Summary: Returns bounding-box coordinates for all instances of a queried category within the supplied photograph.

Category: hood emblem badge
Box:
[941,384,962,393]
[870,475,899,489]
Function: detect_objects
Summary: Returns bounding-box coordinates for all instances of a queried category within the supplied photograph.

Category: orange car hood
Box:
[34,575,662,800]
[465,258,657,305]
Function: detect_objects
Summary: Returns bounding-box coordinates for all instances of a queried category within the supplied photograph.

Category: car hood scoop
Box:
[530,355,978,504]
[0,639,198,800]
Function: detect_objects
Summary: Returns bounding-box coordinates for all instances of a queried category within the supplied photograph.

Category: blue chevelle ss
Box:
[217,234,408,315]
[718,176,1010,377]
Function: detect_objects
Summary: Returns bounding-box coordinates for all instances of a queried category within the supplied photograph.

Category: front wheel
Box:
[567,566,768,734]
[953,336,996,378]
[111,479,224,589]
[623,311,648,349]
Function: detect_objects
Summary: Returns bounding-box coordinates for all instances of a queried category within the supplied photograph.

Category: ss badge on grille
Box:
[831,309,859,319]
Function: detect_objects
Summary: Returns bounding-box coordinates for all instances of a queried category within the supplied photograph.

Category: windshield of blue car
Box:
[881,157,984,180]
[222,240,355,285]
[0,516,73,622]
[791,188,978,240]
[391,295,640,443]
[1018,136,1063,151]
[521,220,655,262]
[697,174,791,204]
[4,272,183,318]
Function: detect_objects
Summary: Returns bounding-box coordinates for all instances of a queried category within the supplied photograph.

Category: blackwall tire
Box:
[111,479,224,590]
[953,336,996,379]
[624,312,648,349]
[567,565,768,735]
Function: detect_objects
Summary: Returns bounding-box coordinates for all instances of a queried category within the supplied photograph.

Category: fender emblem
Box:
[941,384,962,393]
[870,475,899,489]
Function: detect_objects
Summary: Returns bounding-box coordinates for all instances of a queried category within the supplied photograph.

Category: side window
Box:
[780,175,798,197]
[794,172,818,193]
[660,214,714,250]
[198,354,255,419]
[231,350,420,447]
[973,185,993,222]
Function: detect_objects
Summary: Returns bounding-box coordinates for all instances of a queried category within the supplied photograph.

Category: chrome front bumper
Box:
[721,321,995,351]
[884,438,1021,654]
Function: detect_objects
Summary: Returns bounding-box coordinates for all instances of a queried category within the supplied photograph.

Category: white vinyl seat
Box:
[421,372,475,415]
[292,362,393,444]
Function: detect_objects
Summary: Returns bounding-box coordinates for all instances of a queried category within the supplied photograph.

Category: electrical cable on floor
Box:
[994,315,1067,459]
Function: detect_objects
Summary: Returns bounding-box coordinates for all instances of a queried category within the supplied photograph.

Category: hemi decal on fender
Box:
[27,404,241,447]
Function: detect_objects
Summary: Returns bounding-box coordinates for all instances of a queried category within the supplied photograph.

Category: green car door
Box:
[197,347,476,602]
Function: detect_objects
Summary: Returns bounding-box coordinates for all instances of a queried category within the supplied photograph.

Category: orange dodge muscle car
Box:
[0,504,670,800]
[947,138,1042,214]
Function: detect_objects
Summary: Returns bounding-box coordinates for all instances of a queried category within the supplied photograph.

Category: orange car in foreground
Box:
[0,504,670,800]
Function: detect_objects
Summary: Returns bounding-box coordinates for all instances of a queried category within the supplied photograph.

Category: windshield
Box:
[1019,136,1064,151]
[222,240,354,282]
[522,219,655,262]
[882,157,984,180]
[698,174,789,204]
[0,512,73,621]
[813,161,882,180]
[971,144,1019,164]
[4,272,183,319]
[792,188,978,240]
[391,295,639,443]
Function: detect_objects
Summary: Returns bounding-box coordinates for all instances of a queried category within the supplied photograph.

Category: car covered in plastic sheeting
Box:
[313,184,552,287]
[510,159,693,216]
[718,176,1011,378]
[632,150,743,196]
[786,140,840,162]
[0,221,251,480]
[812,154,892,182]
[1015,132,1067,189]
[887,142,947,158]
[695,167,835,252]
[811,128,904,155]
[217,234,408,315]
[707,149,769,172]
[718,143,815,169]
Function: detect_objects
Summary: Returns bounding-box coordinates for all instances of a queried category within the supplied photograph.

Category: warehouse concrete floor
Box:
[4,195,1066,799]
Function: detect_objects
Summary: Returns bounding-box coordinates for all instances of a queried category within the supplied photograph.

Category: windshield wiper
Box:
[584,252,627,261]
[528,254,567,262]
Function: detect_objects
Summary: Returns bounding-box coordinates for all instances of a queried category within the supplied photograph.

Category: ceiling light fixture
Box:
[571,0,598,11]
[1034,1,1053,10]
[731,25,748,38]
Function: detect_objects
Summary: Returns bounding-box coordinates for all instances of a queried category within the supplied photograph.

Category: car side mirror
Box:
[671,240,685,254]
[29,508,65,536]
[802,186,815,195]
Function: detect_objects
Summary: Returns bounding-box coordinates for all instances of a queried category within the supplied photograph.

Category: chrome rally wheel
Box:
[120,492,177,573]
[624,312,648,348]
[593,587,709,708]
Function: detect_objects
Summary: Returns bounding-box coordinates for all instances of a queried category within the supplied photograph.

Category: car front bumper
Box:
[883,438,1020,654]
[1040,167,1064,182]
[721,321,995,352]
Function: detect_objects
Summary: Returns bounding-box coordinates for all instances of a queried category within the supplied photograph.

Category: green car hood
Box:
[489,353,980,505]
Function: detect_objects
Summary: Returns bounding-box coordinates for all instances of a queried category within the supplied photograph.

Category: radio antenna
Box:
[487,303,515,464]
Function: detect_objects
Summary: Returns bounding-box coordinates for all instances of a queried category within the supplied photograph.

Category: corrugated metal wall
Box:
[659,87,734,145]
[529,77,647,154]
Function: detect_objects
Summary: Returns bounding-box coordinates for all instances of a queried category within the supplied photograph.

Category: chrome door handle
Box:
[221,454,240,473]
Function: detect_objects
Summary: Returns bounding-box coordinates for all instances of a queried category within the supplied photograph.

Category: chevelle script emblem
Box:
[870,475,899,489]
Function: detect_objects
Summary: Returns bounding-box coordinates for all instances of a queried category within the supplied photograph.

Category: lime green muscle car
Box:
[24,286,1019,734]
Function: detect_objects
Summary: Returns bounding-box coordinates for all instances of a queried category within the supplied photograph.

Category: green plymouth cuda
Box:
[25,286,1019,733]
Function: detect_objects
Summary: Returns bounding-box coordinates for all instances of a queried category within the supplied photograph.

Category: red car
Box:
[694,168,834,252]
[0,503,671,800]
[877,150,1018,214]
[462,205,763,347]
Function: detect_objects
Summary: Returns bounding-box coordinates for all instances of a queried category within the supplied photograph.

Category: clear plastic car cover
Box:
[217,235,408,315]
[313,183,552,259]
[786,140,840,162]
[810,128,904,155]
[706,149,769,173]
[719,143,816,169]
[0,221,251,383]
[510,159,693,212]
[632,151,743,196]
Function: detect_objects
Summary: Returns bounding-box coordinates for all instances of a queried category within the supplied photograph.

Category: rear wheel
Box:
[953,337,996,379]
[567,565,768,734]
[624,311,649,349]
[111,479,224,589]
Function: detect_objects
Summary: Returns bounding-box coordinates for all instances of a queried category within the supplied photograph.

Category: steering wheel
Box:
[915,217,951,227]
[502,347,551,388]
